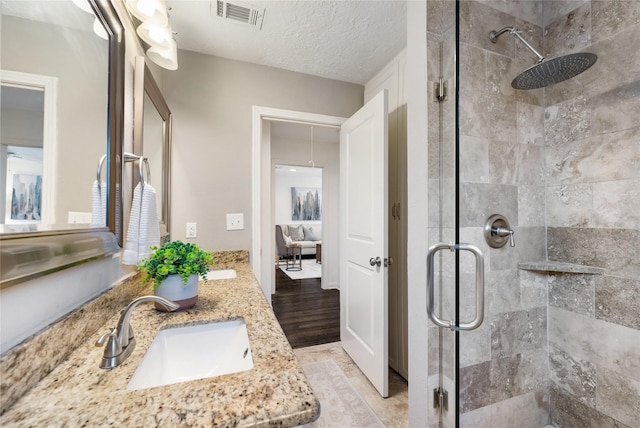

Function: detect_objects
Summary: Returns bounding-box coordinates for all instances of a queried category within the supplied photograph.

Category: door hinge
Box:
[434,77,447,102]
[433,387,449,412]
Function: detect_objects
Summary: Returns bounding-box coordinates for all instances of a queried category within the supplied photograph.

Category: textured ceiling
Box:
[166,0,407,85]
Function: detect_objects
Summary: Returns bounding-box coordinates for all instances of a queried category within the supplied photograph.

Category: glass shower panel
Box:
[426,1,457,426]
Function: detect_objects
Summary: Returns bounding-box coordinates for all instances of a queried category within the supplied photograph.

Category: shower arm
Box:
[489,27,545,63]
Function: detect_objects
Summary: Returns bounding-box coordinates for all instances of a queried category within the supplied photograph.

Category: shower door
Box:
[426,1,460,426]
[426,1,491,427]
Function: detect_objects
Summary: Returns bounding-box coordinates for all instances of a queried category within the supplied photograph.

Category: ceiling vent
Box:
[215,1,265,29]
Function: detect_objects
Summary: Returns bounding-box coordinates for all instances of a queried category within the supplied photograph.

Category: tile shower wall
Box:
[543,1,640,426]
[457,1,549,427]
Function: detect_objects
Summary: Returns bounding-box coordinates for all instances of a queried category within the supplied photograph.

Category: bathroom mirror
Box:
[133,56,172,240]
[0,0,124,287]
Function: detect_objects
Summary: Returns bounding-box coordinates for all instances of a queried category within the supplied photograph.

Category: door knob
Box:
[369,257,382,267]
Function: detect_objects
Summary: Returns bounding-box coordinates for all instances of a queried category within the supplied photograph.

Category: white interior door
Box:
[339,90,389,397]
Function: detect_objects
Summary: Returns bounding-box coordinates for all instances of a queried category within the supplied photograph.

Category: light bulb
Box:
[137,21,172,49]
[147,38,178,70]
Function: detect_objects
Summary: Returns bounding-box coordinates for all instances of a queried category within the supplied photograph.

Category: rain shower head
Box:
[489,26,597,90]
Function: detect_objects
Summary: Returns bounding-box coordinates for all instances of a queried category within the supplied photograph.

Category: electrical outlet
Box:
[226,213,244,230]
[186,222,197,238]
[67,211,92,224]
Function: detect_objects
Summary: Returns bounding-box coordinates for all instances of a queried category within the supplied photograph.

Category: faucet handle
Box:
[95,327,122,359]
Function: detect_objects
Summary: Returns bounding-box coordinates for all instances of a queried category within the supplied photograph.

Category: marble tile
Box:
[514,18,545,65]
[427,102,440,180]
[519,270,549,309]
[545,184,593,227]
[543,0,589,27]
[489,226,546,272]
[544,22,640,105]
[515,143,546,185]
[592,80,640,135]
[549,306,640,383]
[595,275,640,330]
[593,179,640,230]
[485,51,544,106]
[427,32,441,83]
[427,181,441,228]
[517,102,545,146]
[460,135,490,183]
[550,383,631,428]
[543,2,592,58]
[544,94,592,149]
[460,390,550,428]
[518,185,546,227]
[591,0,640,43]
[460,183,518,228]
[489,138,519,185]
[459,42,487,97]
[460,320,492,369]
[460,349,548,413]
[426,0,455,37]
[548,227,640,279]
[485,270,521,316]
[548,272,596,316]
[545,128,640,186]
[459,1,516,57]
[459,360,493,412]
[491,307,547,359]
[427,325,440,376]
[549,345,597,406]
[460,92,518,142]
[477,0,543,27]
[596,367,640,427]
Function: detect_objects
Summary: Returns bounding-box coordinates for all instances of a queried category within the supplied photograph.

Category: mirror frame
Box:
[0,0,124,288]
[133,56,171,240]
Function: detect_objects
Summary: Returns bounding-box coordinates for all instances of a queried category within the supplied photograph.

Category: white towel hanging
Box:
[122,182,160,265]
[91,180,107,227]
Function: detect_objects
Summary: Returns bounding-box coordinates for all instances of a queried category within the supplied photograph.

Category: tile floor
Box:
[294,342,409,428]
[294,345,559,428]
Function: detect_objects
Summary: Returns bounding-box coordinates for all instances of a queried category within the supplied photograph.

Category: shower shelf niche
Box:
[518,261,605,275]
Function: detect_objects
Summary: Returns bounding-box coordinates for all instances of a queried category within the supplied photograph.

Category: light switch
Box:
[226,213,244,230]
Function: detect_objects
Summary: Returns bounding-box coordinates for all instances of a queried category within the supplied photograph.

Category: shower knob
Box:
[484,214,515,248]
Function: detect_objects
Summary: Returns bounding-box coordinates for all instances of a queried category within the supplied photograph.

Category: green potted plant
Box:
[138,240,213,311]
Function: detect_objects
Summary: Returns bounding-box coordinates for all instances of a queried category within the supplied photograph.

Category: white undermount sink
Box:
[126,318,253,391]
[200,269,237,280]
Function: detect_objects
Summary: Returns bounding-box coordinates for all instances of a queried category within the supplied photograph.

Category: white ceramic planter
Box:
[154,273,199,311]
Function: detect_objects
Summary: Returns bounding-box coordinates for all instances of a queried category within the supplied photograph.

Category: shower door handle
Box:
[427,242,485,331]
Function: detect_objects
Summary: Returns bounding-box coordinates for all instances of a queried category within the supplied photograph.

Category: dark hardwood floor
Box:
[271,264,340,349]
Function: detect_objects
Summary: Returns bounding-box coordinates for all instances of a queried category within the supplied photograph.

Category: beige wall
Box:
[162,50,363,253]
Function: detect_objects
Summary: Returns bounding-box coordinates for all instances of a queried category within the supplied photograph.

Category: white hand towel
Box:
[122,183,160,265]
[91,180,107,227]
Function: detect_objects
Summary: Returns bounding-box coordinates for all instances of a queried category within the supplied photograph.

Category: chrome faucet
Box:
[95,295,179,369]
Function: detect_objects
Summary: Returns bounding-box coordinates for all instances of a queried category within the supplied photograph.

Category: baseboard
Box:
[324,282,340,290]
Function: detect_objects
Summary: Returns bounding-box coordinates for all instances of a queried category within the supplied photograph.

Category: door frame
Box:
[251,106,346,305]
[1,70,57,224]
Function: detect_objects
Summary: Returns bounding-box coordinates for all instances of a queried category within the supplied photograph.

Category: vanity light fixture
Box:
[70,0,108,40]
[125,0,178,70]
[93,18,109,40]
[71,0,94,14]
[137,21,173,49]
[125,0,169,26]
[146,38,178,71]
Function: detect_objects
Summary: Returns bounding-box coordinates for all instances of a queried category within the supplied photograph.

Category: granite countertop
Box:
[0,258,320,427]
